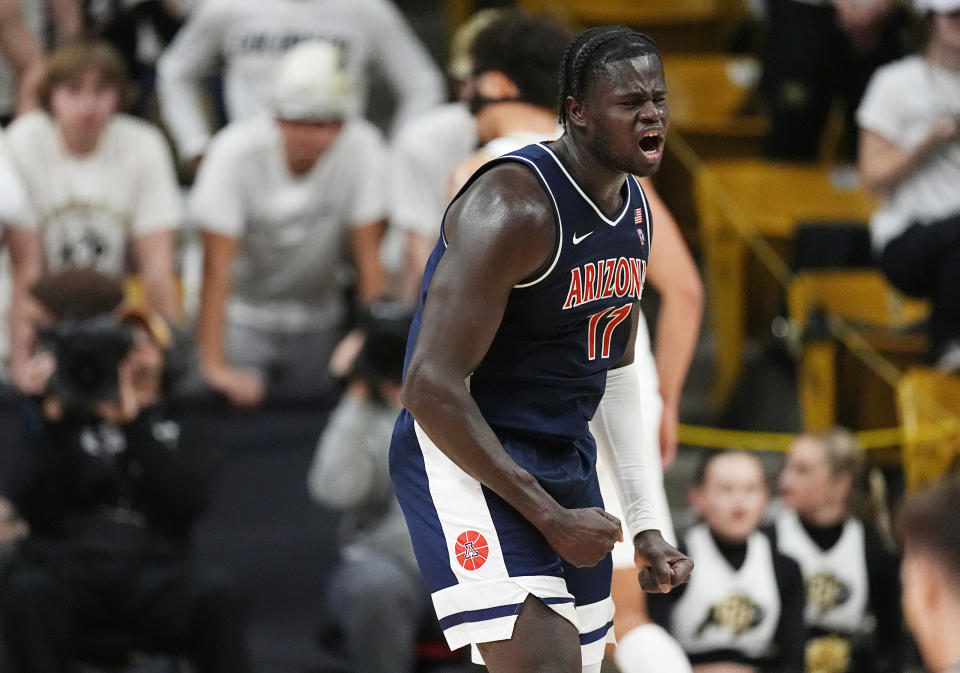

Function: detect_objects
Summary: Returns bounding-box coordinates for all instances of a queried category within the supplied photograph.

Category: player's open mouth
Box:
[639,129,664,158]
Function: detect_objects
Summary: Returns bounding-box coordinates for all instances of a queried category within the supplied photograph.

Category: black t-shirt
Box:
[8,403,216,557]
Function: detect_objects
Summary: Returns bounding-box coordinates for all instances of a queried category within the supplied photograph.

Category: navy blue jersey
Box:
[403,142,652,447]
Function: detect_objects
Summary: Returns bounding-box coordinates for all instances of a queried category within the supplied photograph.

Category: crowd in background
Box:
[0,0,958,672]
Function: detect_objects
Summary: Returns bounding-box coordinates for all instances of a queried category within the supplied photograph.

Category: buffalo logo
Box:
[696,593,765,637]
[807,572,850,615]
[806,634,852,673]
[455,530,489,571]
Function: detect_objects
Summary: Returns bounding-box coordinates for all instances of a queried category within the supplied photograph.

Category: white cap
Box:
[270,41,354,122]
[915,0,960,12]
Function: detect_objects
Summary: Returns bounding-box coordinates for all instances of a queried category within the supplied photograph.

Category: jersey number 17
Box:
[586,304,632,360]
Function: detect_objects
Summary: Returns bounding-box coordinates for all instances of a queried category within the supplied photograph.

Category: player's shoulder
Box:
[459,160,553,217]
[445,160,555,252]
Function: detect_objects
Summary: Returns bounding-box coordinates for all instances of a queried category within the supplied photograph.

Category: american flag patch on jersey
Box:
[634,207,643,225]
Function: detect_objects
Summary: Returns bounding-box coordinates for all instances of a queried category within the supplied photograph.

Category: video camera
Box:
[38,314,135,409]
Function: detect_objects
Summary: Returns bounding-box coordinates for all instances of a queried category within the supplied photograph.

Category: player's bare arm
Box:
[402,162,622,568]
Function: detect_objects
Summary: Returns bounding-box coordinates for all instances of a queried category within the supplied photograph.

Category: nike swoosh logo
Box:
[572,231,594,245]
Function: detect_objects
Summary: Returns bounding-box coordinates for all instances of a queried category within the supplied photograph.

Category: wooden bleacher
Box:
[511,0,750,52]
[694,159,879,406]
[657,53,767,241]
[788,270,929,433]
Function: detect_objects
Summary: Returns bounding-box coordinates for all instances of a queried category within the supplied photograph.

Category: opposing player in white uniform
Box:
[393,12,703,672]
[4,41,183,392]
[190,41,389,408]
[157,0,444,165]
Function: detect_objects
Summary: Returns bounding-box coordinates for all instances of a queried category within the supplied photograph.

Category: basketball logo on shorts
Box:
[455,530,489,570]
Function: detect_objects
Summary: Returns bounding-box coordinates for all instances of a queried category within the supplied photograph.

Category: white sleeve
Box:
[131,126,184,236]
[855,66,904,145]
[188,129,246,238]
[591,362,662,539]
[156,0,227,161]
[363,0,444,133]
[347,126,389,227]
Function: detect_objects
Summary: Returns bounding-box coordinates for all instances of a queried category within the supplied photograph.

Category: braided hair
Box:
[557,25,661,128]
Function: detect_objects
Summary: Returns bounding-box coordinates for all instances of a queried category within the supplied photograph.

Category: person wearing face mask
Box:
[4,41,184,396]
[775,429,903,673]
[648,451,806,673]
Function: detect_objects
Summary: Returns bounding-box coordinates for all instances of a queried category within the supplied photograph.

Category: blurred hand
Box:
[634,529,693,593]
[328,329,365,379]
[95,329,165,424]
[659,402,680,470]
[205,364,265,408]
[542,506,622,568]
[12,351,56,396]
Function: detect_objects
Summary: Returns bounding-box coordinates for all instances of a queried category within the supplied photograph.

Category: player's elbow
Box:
[400,360,447,420]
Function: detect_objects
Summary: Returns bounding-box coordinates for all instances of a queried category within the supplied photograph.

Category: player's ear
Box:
[565,95,587,129]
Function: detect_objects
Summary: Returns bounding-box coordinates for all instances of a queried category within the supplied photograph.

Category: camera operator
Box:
[307,302,461,673]
[0,268,253,673]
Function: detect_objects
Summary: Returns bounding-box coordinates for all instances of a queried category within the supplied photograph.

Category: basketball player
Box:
[443,12,701,673]
[389,26,692,673]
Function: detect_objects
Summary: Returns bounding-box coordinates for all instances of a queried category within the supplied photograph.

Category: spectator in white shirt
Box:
[191,41,389,408]
[156,0,444,168]
[4,41,183,393]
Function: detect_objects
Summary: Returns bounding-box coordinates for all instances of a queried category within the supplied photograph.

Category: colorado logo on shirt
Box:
[697,593,765,637]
